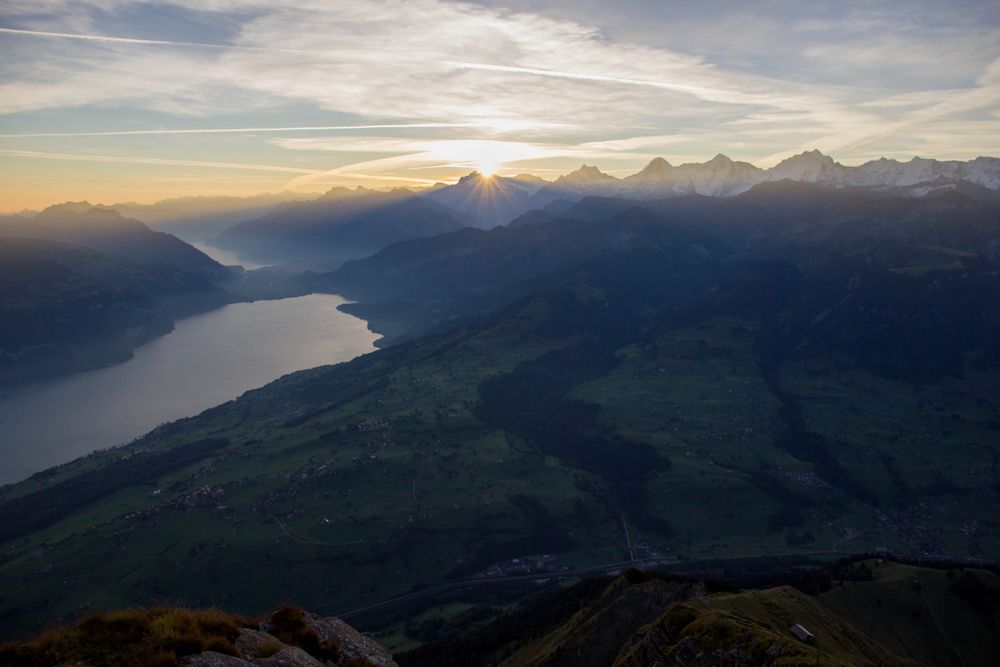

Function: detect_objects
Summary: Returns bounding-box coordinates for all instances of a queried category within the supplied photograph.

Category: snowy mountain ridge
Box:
[418,151,1000,228]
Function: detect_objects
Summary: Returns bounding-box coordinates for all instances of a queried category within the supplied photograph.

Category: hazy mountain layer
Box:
[0,204,230,283]
[214,188,464,269]
[109,191,318,242]
[138,152,1000,272]
[316,183,1000,346]
[316,206,731,345]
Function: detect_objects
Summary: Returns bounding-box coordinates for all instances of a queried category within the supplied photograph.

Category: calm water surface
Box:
[0,294,377,484]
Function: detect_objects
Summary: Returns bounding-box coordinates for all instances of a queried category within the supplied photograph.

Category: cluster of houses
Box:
[476,553,561,578]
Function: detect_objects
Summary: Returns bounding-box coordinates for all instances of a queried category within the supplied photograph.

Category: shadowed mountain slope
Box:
[400,561,999,666]
[0,204,230,283]
[214,188,464,269]
[0,237,233,386]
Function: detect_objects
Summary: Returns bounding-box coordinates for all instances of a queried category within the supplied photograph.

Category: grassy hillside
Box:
[1,606,250,666]
[612,585,920,667]
[400,560,1000,667]
[818,560,1000,667]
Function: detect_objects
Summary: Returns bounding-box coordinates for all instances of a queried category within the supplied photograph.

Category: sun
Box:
[478,162,497,177]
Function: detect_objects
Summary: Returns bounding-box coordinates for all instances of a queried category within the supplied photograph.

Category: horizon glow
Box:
[0,0,998,211]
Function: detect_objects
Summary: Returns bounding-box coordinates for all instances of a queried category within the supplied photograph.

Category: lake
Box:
[190,240,270,270]
[0,294,378,485]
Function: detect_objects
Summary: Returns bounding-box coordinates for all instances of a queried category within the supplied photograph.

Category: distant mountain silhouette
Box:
[108,191,316,241]
[0,203,229,282]
[214,187,463,268]
[420,152,1000,222]
[420,172,552,230]
[88,152,997,273]
[316,183,1000,346]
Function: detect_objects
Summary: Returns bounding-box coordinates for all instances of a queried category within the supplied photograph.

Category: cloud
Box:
[280,138,567,189]
[0,0,997,188]
[446,62,798,109]
[759,56,1000,165]
[0,26,300,51]
[0,123,480,138]
[0,148,321,174]
[0,0,833,123]
[273,133,679,190]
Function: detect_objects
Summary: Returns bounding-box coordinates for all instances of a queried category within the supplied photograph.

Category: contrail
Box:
[0,27,307,53]
[0,123,478,139]
[449,61,716,97]
[0,149,322,174]
[1,28,768,107]
[449,61,793,108]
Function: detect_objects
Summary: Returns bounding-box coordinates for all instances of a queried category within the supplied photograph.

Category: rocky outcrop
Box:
[306,615,397,667]
[0,601,395,667]
[180,610,397,667]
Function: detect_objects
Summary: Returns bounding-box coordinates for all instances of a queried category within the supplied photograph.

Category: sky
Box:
[1,0,999,211]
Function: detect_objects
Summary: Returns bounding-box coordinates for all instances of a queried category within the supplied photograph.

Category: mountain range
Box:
[316,180,1000,346]
[107,191,318,242]
[419,151,1000,232]
[202,151,1000,268]
[13,151,992,273]
[529,151,1000,200]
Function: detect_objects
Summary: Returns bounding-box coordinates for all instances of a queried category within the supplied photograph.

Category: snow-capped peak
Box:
[558,164,616,184]
[767,150,845,183]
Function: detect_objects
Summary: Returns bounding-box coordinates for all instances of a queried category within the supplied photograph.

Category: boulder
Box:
[306,615,397,667]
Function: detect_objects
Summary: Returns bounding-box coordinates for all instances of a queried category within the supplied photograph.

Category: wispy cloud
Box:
[447,62,786,108]
[0,123,481,138]
[0,0,997,207]
[759,56,1000,165]
[0,26,299,51]
[0,149,321,174]
[281,139,562,189]
[0,1,831,123]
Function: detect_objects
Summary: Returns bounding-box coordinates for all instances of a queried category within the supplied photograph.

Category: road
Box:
[324,548,1000,622]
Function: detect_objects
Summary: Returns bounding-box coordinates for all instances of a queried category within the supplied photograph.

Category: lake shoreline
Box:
[0,293,378,486]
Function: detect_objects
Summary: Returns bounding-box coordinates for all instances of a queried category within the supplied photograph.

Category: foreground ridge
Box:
[398,559,1000,667]
[0,604,396,667]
